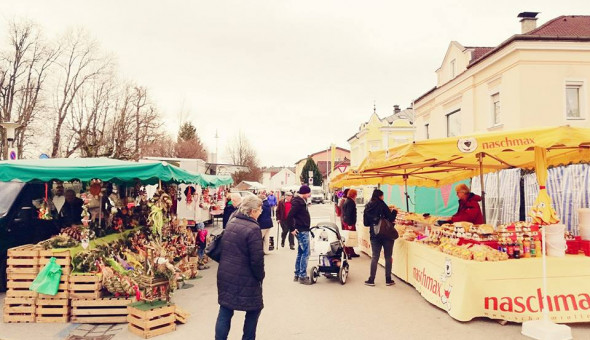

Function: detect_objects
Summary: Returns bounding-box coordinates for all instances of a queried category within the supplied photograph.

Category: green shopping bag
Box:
[29,257,62,295]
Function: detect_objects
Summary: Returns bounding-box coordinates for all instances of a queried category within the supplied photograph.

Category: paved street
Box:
[1,203,589,340]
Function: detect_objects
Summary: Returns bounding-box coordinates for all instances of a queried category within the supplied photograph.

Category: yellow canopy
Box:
[338,126,590,188]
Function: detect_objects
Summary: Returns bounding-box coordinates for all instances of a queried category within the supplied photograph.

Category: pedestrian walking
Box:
[222,193,242,228]
[267,191,277,218]
[362,189,398,286]
[257,193,273,255]
[341,189,360,258]
[287,185,312,285]
[215,195,265,340]
[276,192,295,249]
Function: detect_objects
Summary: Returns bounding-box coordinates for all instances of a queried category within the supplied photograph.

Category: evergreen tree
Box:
[175,122,207,159]
[178,122,197,142]
[300,157,323,186]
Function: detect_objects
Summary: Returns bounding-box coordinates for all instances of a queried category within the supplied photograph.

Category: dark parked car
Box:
[0,182,61,291]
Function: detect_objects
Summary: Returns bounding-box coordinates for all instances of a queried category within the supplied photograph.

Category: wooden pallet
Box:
[127,304,176,338]
[70,297,133,324]
[174,306,190,324]
[69,274,102,299]
[35,298,69,323]
[6,273,38,298]
[6,244,39,274]
[3,297,36,323]
[37,277,69,300]
[38,249,72,275]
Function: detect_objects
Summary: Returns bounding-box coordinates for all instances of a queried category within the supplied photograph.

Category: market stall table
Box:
[390,239,590,323]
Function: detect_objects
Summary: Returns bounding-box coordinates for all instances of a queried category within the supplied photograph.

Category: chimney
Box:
[393,105,401,114]
[517,12,539,34]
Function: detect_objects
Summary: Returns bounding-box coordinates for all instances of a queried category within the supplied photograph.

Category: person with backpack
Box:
[362,189,398,287]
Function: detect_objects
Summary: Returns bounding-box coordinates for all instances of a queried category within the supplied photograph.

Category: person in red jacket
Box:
[451,184,484,224]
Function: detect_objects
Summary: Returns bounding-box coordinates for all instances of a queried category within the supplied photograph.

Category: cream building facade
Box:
[348,107,416,169]
[414,14,590,140]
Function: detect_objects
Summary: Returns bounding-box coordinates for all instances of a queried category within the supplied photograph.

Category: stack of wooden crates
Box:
[3,246,71,323]
[3,244,71,322]
[3,245,39,323]
[69,273,133,324]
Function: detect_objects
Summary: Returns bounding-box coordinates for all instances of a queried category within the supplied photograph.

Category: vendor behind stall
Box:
[450,184,483,224]
[59,189,84,226]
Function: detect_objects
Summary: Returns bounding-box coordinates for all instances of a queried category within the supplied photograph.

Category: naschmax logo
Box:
[412,267,441,296]
[484,288,590,313]
[481,137,535,150]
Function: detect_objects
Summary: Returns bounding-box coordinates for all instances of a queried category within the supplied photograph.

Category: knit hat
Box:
[298,185,311,194]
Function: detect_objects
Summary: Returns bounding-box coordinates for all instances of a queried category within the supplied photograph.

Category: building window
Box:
[566,83,582,119]
[491,93,500,125]
[425,123,430,139]
[450,59,456,78]
[446,110,461,137]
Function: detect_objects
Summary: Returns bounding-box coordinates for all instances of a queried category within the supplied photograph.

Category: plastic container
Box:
[545,224,567,257]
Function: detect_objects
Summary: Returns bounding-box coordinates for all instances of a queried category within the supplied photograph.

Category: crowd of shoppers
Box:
[214,185,406,338]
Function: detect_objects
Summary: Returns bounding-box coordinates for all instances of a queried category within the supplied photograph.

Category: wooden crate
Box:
[69,274,102,299]
[70,297,133,324]
[127,304,176,338]
[35,298,69,323]
[6,244,39,274]
[6,273,38,299]
[37,277,69,300]
[174,306,190,324]
[3,297,36,323]
[38,249,71,275]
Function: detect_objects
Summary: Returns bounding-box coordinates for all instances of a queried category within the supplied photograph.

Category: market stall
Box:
[0,158,223,334]
[332,126,590,324]
[392,239,590,323]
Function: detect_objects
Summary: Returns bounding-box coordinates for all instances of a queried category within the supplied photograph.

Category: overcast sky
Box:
[1,1,588,166]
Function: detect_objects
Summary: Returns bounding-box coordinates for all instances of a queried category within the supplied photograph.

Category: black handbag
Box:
[205,231,224,262]
[374,218,399,240]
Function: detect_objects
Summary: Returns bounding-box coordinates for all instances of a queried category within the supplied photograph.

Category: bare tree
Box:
[108,84,162,160]
[0,19,59,159]
[50,28,110,158]
[141,133,176,158]
[226,131,262,183]
[65,73,116,157]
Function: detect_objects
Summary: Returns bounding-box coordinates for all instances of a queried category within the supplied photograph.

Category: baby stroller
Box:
[308,222,350,285]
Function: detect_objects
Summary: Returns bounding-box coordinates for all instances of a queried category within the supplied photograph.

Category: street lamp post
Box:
[1,122,20,160]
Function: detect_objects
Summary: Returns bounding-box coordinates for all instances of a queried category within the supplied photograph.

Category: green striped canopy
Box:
[0,158,208,186]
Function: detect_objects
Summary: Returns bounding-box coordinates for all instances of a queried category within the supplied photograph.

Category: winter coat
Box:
[222,203,237,228]
[341,197,357,227]
[217,212,265,311]
[287,196,311,232]
[257,200,273,229]
[451,193,484,224]
[363,199,397,238]
[276,199,291,221]
[267,194,277,207]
